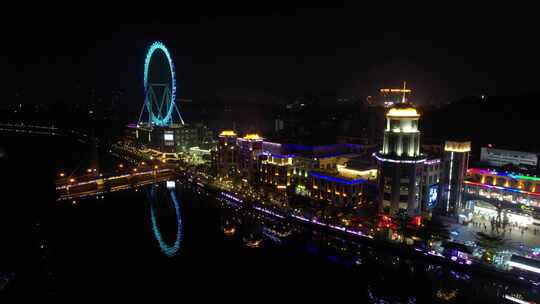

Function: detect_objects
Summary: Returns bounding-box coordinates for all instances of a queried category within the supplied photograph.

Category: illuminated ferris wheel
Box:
[147,182,183,257]
[138,41,184,126]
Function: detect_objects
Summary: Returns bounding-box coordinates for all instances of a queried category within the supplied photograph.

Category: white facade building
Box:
[480,147,537,167]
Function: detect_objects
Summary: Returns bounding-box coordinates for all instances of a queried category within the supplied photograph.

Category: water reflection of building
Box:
[222,217,237,236]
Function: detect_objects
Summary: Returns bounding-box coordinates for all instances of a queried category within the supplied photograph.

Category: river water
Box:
[1,133,539,303]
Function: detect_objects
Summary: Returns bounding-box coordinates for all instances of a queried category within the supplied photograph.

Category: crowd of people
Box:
[470,213,539,238]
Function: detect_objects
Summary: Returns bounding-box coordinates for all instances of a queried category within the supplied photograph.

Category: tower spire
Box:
[402,81,407,103]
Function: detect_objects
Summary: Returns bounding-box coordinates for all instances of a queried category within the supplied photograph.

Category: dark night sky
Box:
[5,5,540,105]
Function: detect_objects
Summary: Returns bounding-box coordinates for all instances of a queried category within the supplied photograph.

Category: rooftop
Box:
[243,133,263,140]
[445,141,471,152]
[386,107,420,118]
[219,130,237,137]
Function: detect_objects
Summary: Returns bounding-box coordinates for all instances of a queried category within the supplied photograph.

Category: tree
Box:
[393,210,415,242]
[475,231,507,263]
[412,216,451,249]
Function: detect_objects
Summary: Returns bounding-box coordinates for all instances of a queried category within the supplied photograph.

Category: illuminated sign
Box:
[427,184,439,209]
[166,181,176,189]
[380,88,412,93]
[164,133,174,141]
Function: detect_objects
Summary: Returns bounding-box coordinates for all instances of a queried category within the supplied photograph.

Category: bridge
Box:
[0,122,60,136]
[55,167,176,201]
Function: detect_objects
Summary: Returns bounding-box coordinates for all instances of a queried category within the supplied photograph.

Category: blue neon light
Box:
[148,185,182,257]
[143,41,178,126]
[269,154,296,159]
[314,152,355,159]
[283,143,361,151]
[308,171,366,185]
[221,192,243,203]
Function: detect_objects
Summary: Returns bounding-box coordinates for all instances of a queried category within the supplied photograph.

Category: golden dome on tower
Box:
[386,103,420,118]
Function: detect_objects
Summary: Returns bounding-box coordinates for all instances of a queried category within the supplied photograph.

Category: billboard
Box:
[427,184,439,210]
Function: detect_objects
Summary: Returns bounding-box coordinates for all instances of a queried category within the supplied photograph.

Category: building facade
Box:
[374,104,426,217]
[237,134,264,182]
[480,147,538,168]
[308,171,368,207]
[259,154,296,191]
[128,123,210,153]
[464,167,540,211]
[440,141,471,215]
[217,130,238,178]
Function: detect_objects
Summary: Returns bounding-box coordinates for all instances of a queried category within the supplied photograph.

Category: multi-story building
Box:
[194,123,215,149]
[308,165,377,207]
[174,125,199,152]
[237,134,264,182]
[308,172,367,207]
[130,124,178,153]
[217,130,238,178]
[464,167,540,211]
[480,147,537,168]
[373,103,426,217]
[259,142,363,189]
[128,123,208,153]
[440,141,471,215]
[259,154,296,192]
[258,142,366,196]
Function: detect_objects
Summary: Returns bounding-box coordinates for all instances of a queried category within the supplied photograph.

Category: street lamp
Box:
[69,178,75,183]
[59,172,65,177]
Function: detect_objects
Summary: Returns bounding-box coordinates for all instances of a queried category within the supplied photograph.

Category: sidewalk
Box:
[444,216,540,254]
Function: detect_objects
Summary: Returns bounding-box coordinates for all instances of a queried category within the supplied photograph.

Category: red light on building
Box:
[413,216,422,227]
